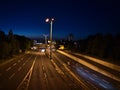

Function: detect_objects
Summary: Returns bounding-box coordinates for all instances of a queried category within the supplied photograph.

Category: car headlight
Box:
[41,49,45,52]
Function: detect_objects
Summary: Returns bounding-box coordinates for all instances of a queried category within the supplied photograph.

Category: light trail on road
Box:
[57,50,120,82]
[75,65,116,89]
[75,53,120,72]
[52,53,94,89]
[54,51,120,89]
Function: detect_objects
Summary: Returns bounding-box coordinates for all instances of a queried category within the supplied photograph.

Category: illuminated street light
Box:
[45,18,54,59]
[45,18,49,22]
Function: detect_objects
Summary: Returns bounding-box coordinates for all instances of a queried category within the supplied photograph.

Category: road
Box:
[0,51,83,90]
[0,50,120,90]
[55,50,120,89]
[0,53,36,90]
[28,52,71,90]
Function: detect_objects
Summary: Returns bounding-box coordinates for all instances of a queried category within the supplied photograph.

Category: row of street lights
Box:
[45,18,54,59]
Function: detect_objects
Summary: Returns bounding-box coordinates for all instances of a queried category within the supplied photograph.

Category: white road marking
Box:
[42,66,45,71]
[18,67,22,71]
[89,77,95,81]
[51,60,64,75]
[92,74,98,78]
[99,83,108,89]
[6,67,11,71]
[63,63,90,89]
[23,63,25,66]
[26,60,28,63]
[44,73,47,79]
[86,81,97,89]
[80,67,83,69]
[85,70,89,73]
[13,63,17,66]
[9,73,15,79]
[18,60,21,63]
[102,79,109,84]
[17,56,37,90]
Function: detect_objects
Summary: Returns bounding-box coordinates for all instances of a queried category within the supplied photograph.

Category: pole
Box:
[50,21,53,59]
[43,34,48,46]
[45,18,54,60]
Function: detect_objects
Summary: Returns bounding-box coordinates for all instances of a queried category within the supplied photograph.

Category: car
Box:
[40,48,46,52]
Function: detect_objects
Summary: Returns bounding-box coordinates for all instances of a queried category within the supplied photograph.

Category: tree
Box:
[0,30,6,41]
[0,30,10,58]
[15,35,32,52]
[8,29,17,55]
[113,34,120,61]
[0,41,9,58]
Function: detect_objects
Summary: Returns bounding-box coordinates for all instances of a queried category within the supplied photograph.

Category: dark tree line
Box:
[79,34,118,57]
[57,33,120,64]
[0,30,33,59]
[76,33,120,64]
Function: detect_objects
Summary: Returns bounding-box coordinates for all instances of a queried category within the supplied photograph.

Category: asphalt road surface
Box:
[0,51,120,90]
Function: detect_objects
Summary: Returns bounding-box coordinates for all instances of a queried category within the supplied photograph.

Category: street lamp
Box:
[43,34,48,47]
[45,18,54,59]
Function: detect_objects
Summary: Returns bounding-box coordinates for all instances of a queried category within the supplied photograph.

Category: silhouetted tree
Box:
[0,30,9,58]
[113,34,120,61]
[7,29,17,55]
[0,30,6,41]
[15,35,32,52]
[86,35,95,54]
[102,34,114,59]
[0,30,32,59]
[0,41,9,58]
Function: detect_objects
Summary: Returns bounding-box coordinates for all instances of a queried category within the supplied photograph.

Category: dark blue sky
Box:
[0,0,120,40]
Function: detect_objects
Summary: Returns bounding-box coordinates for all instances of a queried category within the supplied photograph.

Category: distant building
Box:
[33,40,37,45]
[68,33,74,41]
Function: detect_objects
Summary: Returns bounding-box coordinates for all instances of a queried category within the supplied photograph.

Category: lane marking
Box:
[102,79,109,84]
[6,67,11,71]
[18,60,21,63]
[85,70,89,73]
[86,81,97,89]
[9,73,15,79]
[42,66,45,71]
[80,67,83,69]
[26,60,28,63]
[99,83,108,89]
[44,73,47,79]
[53,53,98,90]
[51,60,64,75]
[89,77,95,81]
[92,74,98,78]
[18,67,22,71]
[63,63,90,89]
[17,56,37,90]
[26,60,28,62]
[13,63,17,66]
[22,63,25,66]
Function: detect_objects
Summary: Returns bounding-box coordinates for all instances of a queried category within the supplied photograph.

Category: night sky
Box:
[0,0,120,40]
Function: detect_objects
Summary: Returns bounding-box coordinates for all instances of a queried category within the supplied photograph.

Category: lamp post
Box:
[45,18,54,59]
[43,34,48,46]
